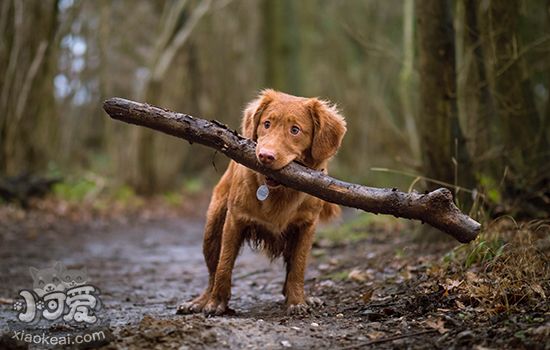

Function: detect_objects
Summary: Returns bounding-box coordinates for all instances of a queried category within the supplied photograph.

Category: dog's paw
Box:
[203,299,228,316]
[286,297,323,316]
[176,301,203,315]
[177,293,212,315]
[306,296,324,307]
[286,302,311,316]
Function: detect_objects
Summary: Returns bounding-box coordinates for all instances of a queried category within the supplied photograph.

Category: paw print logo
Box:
[13,300,24,312]
[36,300,45,310]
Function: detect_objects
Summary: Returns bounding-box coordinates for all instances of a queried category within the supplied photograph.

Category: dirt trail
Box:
[0,214,374,349]
[0,212,547,349]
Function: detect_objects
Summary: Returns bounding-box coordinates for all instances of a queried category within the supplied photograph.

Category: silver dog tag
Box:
[256,184,269,201]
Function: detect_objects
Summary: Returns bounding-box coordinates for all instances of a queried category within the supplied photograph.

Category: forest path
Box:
[0,214,394,349]
[1,212,544,349]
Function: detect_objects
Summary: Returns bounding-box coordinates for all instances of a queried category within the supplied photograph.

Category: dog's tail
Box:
[319,202,341,223]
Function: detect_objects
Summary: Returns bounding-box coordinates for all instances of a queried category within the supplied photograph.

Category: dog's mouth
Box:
[264,176,280,188]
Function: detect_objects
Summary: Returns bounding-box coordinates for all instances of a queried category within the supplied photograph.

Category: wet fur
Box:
[181,89,346,315]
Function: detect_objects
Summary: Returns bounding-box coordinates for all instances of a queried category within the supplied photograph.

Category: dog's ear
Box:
[241,89,275,140]
[307,98,347,162]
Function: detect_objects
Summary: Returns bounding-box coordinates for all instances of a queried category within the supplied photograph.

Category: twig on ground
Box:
[340,329,438,349]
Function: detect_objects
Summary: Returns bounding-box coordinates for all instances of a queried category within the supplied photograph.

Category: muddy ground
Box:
[0,204,548,349]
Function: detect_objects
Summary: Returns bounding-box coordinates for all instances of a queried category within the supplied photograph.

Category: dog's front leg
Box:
[283,223,322,315]
[203,212,243,316]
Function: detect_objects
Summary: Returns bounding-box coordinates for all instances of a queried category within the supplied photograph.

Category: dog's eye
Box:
[290,125,300,135]
[263,120,271,129]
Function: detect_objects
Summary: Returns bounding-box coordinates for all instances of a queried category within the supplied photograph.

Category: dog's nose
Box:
[258,150,276,165]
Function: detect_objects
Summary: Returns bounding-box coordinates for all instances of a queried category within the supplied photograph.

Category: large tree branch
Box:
[103,98,481,243]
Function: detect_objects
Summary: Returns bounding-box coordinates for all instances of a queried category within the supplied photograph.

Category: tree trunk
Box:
[415,0,475,205]
[399,0,420,161]
[456,0,495,174]
[540,0,550,155]
[263,0,302,95]
[103,97,481,243]
[0,0,59,176]
[130,0,211,194]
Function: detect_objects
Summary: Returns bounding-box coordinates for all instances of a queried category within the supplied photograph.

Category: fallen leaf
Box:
[442,278,463,296]
[445,278,463,290]
[530,283,546,298]
[366,330,385,340]
[527,324,550,338]
[348,268,368,282]
[425,318,448,334]
[427,265,442,276]
[400,269,413,280]
[465,271,480,282]
[361,289,374,303]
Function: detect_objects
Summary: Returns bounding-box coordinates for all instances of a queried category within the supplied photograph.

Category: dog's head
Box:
[242,89,346,179]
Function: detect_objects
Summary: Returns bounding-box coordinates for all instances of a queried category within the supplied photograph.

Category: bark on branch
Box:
[103,97,481,243]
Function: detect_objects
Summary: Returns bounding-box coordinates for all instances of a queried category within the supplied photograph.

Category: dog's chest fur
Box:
[239,187,312,259]
[228,167,307,232]
[252,188,308,233]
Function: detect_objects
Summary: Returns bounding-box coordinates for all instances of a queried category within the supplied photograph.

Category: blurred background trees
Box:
[0,0,548,218]
[0,0,59,176]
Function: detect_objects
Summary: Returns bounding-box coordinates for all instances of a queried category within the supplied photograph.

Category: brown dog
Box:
[178,89,346,315]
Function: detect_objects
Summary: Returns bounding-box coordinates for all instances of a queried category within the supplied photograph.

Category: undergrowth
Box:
[433,218,549,314]
[0,172,209,222]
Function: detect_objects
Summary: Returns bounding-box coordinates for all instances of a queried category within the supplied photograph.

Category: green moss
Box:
[321,270,349,281]
[53,179,97,202]
[183,178,204,194]
[163,191,183,206]
[113,185,136,203]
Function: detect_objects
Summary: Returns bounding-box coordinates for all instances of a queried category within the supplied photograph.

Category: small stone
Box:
[310,322,319,327]
[392,339,407,346]
[319,280,335,288]
[201,330,217,344]
[336,313,344,318]
[456,330,474,344]
[291,326,300,331]
[281,340,292,347]
[362,310,383,321]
